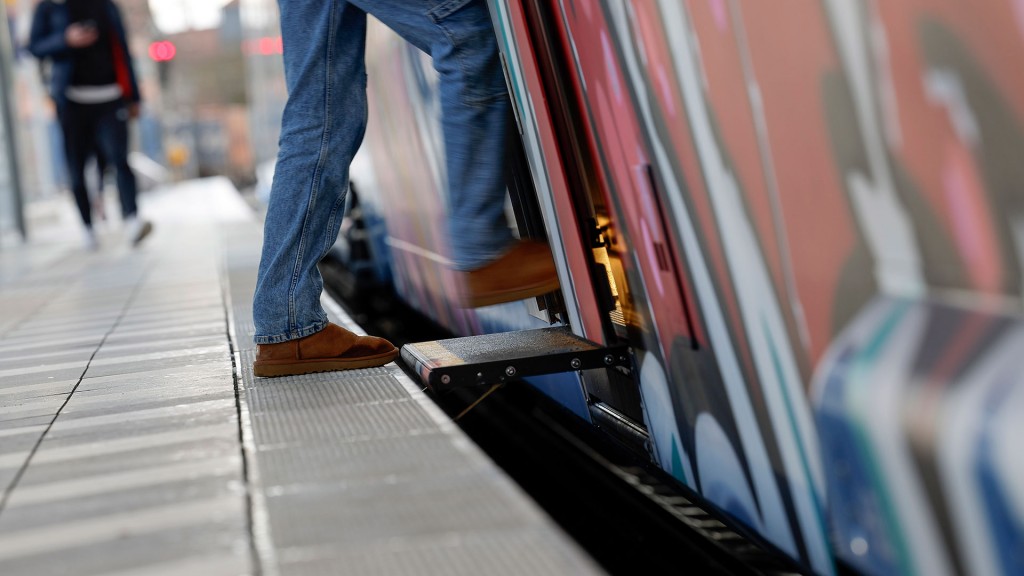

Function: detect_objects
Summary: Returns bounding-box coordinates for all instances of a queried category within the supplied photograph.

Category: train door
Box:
[490,0,703,453]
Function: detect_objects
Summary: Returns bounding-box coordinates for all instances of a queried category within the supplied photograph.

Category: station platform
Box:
[0,180,605,576]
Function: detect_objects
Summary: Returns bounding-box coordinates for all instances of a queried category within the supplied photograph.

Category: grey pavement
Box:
[0,180,604,576]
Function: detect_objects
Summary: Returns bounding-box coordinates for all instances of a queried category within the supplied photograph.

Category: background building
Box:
[160,1,252,186]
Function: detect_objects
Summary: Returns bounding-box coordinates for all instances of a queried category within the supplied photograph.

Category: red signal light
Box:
[148,41,177,62]
[243,36,283,56]
[257,36,283,55]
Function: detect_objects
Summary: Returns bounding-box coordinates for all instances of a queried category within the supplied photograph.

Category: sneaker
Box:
[458,239,561,308]
[83,228,99,251]
[253,323,399,377]
[125,217,153,247]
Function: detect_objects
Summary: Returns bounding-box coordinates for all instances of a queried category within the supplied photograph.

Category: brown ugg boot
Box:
[253,323,398,377]
[459,239,561,308]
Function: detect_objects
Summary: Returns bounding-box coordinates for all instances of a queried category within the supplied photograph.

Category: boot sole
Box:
[462,277,561,308]
[253,348,399,377]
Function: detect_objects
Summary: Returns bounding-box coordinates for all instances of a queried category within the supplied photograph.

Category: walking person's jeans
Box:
[253,0,515,344]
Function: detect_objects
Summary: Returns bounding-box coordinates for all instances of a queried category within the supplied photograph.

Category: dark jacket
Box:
[27,0,141,111]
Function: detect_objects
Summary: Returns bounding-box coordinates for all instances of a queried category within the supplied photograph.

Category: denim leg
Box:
[354,0,516,271]
[253,0,368,344]
[93,101,138,219]
[429,0,516,271]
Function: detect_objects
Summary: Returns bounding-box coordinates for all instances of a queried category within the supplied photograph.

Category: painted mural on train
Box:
[530,2,1024,574]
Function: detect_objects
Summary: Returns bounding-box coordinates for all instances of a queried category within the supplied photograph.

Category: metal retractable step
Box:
[401,326,631,391]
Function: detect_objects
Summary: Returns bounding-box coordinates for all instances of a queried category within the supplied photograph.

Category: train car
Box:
[240,1,1024,575]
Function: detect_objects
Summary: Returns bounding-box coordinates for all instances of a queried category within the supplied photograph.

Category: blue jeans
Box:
[253,0,515,344]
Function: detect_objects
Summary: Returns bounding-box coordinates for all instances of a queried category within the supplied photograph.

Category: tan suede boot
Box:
[253,323,398,377]
[459,239,561,308]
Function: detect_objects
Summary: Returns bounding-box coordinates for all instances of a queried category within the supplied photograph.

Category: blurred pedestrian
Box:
[252,0,560,377]
[28,0,152,250]
[37,56,107,225]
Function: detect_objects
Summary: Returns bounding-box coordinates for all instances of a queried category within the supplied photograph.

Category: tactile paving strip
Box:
[222,226,605,576]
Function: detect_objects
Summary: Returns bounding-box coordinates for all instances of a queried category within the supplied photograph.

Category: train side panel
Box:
[492,1,1024,574]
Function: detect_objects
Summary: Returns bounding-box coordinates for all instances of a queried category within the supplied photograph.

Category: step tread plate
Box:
[401,327,622,389]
